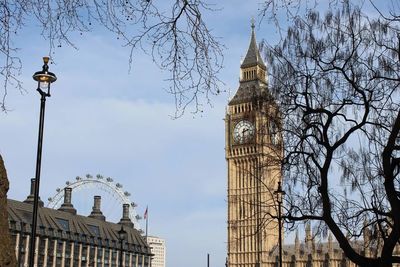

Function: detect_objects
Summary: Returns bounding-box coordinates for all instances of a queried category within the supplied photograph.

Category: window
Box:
[89,246,96,267]
[56,257,62,266]
[97,247,103,264]
[88,225,100,236]
[56,218,70,231]
[138,255,143,267]
[125,252,130,266]
[56,241,63,257]
[9,220,16,231]
[81,234,87,243]
[104,248,110,267]
[46,240,54,266]
[17,209,32,222]
[81,245,88,262]
[73,242,80,266]
[111,250,117,267]
[38,237,47,266]
[144,256,150,267]
[18,236,27,267]
[65,241,71,267]
[39,226,46,236]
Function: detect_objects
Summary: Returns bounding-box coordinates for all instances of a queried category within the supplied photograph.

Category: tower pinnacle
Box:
[229,21,269,105]
[241,21,266,70]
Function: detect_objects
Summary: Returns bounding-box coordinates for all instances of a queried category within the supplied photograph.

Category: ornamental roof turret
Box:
[229,20,270,106]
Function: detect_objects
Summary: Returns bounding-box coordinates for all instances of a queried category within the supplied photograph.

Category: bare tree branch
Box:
[262,0,400,265]
[0,0,224,116]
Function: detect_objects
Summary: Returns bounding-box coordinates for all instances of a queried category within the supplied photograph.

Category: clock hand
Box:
[241,128,249,139]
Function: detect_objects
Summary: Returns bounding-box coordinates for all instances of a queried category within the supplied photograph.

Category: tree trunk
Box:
[0,154,16,266]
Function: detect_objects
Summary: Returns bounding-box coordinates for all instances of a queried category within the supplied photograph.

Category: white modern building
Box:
[146,236,166,267]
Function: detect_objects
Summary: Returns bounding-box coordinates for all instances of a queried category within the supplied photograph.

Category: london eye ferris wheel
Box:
[47,174,143,232]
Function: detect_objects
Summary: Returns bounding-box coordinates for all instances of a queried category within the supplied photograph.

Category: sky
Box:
[0,1,390,266]
[0,1,285,267]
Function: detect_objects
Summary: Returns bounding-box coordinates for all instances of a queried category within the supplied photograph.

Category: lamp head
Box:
[33,57,57,95]
[118,225,127,241]
[274,181,286,202]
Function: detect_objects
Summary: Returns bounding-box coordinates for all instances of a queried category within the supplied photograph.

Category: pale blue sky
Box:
[1,0,391,266]
[0,1,283,267]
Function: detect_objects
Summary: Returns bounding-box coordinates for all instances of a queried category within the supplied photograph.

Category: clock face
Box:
[233,120,255,144]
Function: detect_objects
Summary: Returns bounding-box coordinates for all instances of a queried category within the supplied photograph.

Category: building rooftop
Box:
[8,198,150,254]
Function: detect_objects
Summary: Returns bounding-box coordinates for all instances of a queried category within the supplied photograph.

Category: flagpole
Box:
[145,206,148,238]
[146,213,148,238]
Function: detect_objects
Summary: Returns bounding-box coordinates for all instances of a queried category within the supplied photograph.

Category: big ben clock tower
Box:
[226,22,283,267]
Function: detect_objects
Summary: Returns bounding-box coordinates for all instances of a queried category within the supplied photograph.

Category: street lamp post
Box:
[28,57,57,267]
[118,225,127,267]
[274,181,286,267]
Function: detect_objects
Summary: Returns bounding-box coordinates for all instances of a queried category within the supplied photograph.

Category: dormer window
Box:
[56,218,69,231]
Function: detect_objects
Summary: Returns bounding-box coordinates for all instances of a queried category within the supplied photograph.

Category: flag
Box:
[144,206,148,220]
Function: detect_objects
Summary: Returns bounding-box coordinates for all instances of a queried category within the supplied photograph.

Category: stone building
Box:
[271,223,400,267]
[224,23,380,267]
[265,226,362,267]
[8,179,152,267]
[225,21,282,267]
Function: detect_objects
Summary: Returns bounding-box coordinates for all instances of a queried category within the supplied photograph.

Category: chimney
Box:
[118,204,134,228]
[89,196,106,221]
[24,178,44,207]
[58,187,77,214]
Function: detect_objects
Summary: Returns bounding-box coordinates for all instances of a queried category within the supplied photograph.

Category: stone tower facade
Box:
[225,23,283,267]
[225,22,400,267]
